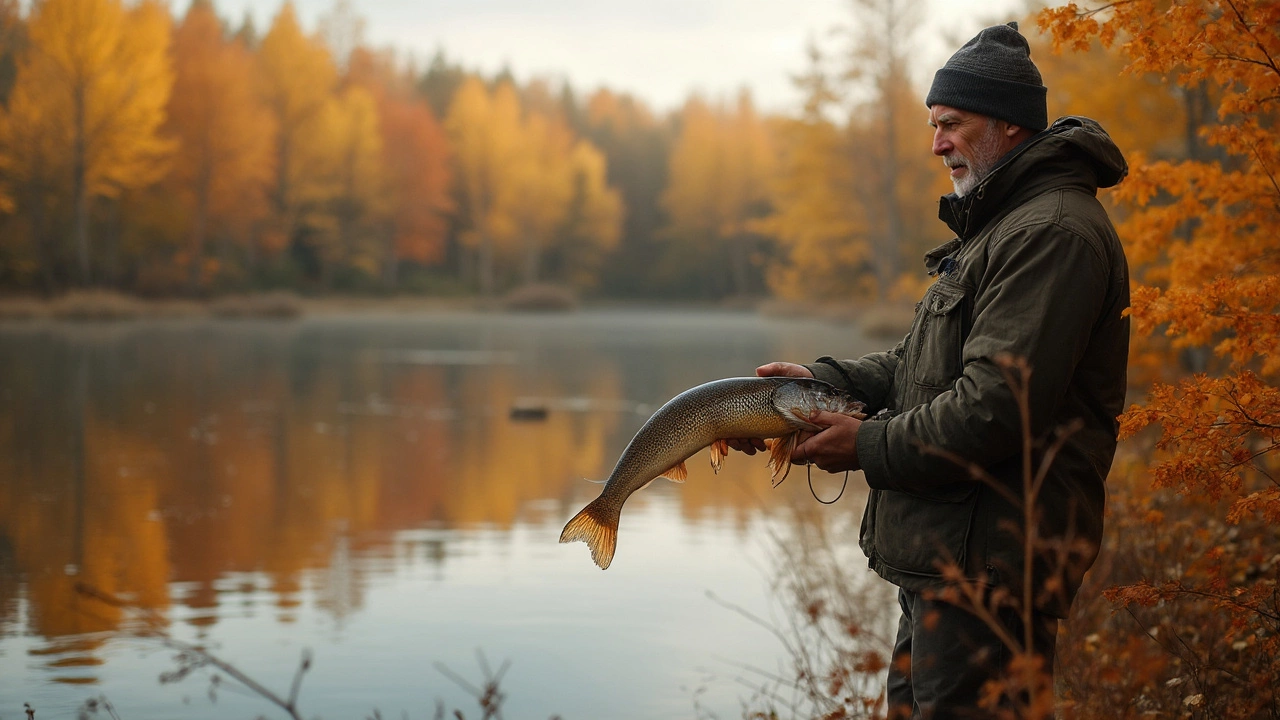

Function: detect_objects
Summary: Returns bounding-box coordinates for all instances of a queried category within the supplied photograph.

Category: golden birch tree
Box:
[325,84,385,284]
[555,138,623,289]
[445,76,524,295]
[257,2,337,258]
[661,92,775,297]
[2,0,172,284]
[753,47,870,301]
[167,0,274,290]
[345,47,452,287]
[505,109,575,285]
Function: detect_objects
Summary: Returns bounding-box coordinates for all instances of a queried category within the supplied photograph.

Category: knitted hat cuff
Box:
[926,67,1048,132]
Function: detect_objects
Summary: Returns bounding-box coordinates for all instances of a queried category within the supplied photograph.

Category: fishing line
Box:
[799,446,847,505]
[806,464,848,505]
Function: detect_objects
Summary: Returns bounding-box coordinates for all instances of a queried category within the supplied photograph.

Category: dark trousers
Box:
[887,587,1059,720]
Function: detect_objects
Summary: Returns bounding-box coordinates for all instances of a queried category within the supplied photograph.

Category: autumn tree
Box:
[1039,1,1280,716]
[838,0,925,298]
[1026,21,1184,163]
[257,2,337,267]
[504,108,575,285]
[1,0,172,285]
[167,0,274,291]
[753,4,946,304]
[582,89,671,297]
[0,0,20,108]
[661,91,775,298]
[445,76,524,295]
[346,47,452,288]
[753,45,871,301]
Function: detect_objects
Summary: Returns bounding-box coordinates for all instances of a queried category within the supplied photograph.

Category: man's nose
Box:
[932,130,950,156]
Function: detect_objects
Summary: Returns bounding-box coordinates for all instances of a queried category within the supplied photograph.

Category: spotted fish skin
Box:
[559,377,865,569]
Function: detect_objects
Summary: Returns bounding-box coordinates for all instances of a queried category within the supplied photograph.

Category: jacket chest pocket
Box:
[911,279,970,390]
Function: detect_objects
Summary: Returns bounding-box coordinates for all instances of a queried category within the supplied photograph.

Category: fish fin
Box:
[766,433,799,486]
[789,408,822,430]
[559,496,621,569]
[710,440,729,474]
[659,461,688,483]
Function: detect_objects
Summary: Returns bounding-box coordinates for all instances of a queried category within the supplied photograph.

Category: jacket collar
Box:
[937,132,1044,239]
[936,116,1128,240]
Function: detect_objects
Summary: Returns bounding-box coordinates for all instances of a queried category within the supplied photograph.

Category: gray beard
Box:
[949,120,1005,198]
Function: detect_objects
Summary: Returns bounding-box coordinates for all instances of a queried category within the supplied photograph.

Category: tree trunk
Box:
[26,182,55,294]
[878,82,903,299]
[189,169,211,292]
[73,85,91,285]
[478,232,494,296]
[382,229,399,290]
[522,232,541,285]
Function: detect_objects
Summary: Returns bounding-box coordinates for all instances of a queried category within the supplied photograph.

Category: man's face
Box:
[929,105,1012,198]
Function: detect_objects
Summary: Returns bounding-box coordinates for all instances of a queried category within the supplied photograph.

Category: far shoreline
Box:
[0,289,918,338]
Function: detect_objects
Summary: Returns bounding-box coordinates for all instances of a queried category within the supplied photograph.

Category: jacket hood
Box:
[938,116,1128,239]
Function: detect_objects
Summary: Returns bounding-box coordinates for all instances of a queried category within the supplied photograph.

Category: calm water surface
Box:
[0,309,884,719]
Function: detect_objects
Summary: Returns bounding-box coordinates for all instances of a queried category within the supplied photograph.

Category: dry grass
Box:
[0,290,309,323]
[0,296,49,321]
[501,283,578,311]
[49,291,147,321]
[210,291,303,319]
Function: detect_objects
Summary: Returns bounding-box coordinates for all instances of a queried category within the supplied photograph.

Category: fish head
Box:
[771,378,866,428]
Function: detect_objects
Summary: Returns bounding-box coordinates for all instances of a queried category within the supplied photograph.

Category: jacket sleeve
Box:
[803,339,905,413]
[857,219,1110,496]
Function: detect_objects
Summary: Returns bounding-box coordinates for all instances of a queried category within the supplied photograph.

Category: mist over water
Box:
[0,309,882,719]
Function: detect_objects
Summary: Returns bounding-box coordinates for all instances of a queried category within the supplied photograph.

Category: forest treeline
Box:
[0,0,1190,302]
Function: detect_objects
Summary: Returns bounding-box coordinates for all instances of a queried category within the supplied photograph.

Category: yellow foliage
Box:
[754,109,867,302]
[445,76,622,292]
[8,0,174,197]
[167,0,275,286]
[257,2,337,226]
[662,91,775,295]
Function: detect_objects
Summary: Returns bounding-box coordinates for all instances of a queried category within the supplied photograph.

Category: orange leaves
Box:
[1048,0,1280,507]
[376,92,452,267]
[1047,8,1280,709]
[1036,4,1102,53]
[1121,372,1280,513]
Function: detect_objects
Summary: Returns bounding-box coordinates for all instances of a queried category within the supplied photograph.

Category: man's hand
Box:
[792,410,862,473]
[754,361,813,380]
[726,362,814,455]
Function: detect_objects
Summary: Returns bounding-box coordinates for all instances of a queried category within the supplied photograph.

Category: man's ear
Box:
[1004,123,1023,138]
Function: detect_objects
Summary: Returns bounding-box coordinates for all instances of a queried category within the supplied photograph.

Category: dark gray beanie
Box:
[925,22,1048,131]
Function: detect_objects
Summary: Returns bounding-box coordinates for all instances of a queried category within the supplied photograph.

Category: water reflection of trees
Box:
[0,316,872,682]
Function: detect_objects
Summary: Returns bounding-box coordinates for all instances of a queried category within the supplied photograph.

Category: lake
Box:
[0,309,890,719]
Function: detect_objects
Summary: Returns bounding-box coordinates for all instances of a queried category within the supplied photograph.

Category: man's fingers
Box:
[755,362,813,379]
[725,437,767,454]
[804,410,848,428]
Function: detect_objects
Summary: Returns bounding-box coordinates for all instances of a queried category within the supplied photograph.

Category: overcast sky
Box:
[200,0,1030,114]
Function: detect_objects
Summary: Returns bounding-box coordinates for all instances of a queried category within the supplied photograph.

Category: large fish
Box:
[560,376,865,569]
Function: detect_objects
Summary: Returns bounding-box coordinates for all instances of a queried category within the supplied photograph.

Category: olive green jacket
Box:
[807,116,1129,618]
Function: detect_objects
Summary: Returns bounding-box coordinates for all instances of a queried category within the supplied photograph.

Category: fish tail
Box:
[559,496,621,569]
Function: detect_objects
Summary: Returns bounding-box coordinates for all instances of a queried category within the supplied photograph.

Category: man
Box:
[733,22,1129,718]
